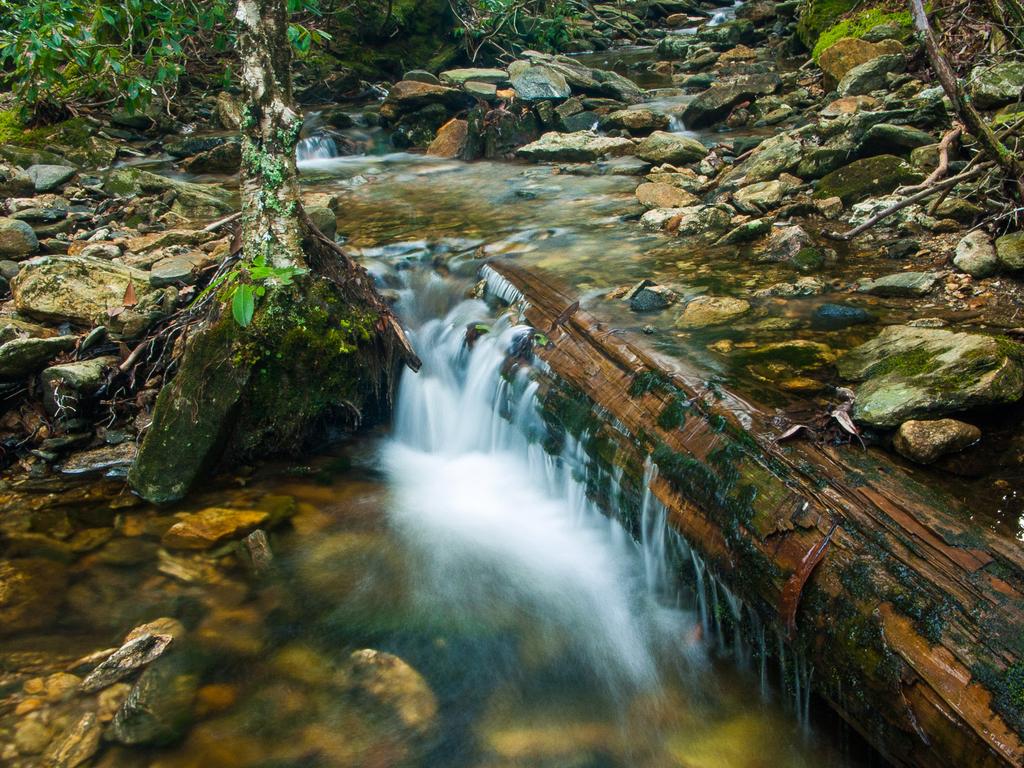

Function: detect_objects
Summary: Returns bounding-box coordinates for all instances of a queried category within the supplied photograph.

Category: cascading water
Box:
[297,132,339,162]
[382,290,702,695]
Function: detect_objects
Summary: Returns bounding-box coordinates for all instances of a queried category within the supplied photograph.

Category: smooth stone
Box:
[0,335,77,380]
[675,296,750,328]
[732,179,786,213]
[634,131,707,165]
[60,443,137,476]
[954,230,998,277]
[79,243,122,260]
[857,271,939,297]
[161,507,270,549]
[439,67,508,86]
[108,655,200,746]
[635,181,698,209]
[27,164,76,192]
[893,418,981,464]
[0,217,40,257]
[995,231,1024,271]
[404,70,440,85]
[838,325,1024,427]
[516,131,634,162]
[681,76,780,129]
[340,649,438,741]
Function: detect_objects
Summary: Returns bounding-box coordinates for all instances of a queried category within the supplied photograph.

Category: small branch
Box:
[202,211,242,232]
[822,163,992,241]
[896,124,962,194]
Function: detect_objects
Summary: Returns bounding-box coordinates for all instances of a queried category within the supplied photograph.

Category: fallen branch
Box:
[822,162,992,241]
[897,124,962,194]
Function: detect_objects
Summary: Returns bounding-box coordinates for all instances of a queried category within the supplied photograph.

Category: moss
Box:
[812,6,914,61]
[657,396,689,430]
[972,661,1024,735]
[796,0,859,51]
[863,346,941,379]
[629,370,672,397]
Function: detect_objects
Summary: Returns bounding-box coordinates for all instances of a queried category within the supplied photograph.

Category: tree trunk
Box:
[128,0,419,504]
[488,261,1024,768]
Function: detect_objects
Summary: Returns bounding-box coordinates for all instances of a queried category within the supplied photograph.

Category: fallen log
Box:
[488,261,1024,768]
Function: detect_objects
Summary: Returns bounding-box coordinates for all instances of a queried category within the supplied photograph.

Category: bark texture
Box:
[491,261,1024,768]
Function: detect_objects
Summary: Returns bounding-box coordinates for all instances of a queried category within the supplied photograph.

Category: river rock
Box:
[604,108,670,132]
[838,53,906,96]
[519,51,643,102]
[838,325,1024,426]
[859,123,935,155]
[676,296,750,328]
[0,558,68,636]
[162,507,270,549]
[954,230,998,277]
[812,303,873,330]
[0,162,34,197]
[426,118,469,158]
[628,282,677,311]
[14,719,52,755]
[814,155,920,205]
[720,133,802,187]
[508,61,571,100]
[0,217,39,257]
[635,182,698,209]
[893,418,981,464]
[857,271,939,297]
[967,61,1024,109]
[60,443,137,476]
[164,135,237,158]
[27,164,76,192]
[150,251,216,286]
[995,231,1024,271]
[341,649,438,740]
[41,356,119,417]
[380,81,472,120]
[43,712,102,768]
[108,654,199,746]
[516,131,634,162]
[821,95,881,116]
[0,336,77,380]
[12,255,174,337]
[681,75,781,129]
[634,131,706,165]
[818,37,904,87]
[103,168,233,218]
[732,179,786,213]
[180,142,242,174]
[440,67,508,86]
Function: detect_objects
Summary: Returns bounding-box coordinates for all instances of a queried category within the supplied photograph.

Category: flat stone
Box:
[821,95,880,116]
[893,418,981,464]
[27,164,76,192]
[439,67,508,86]
[403,70,440,85]
[60,443,137,476]
[716,218,771,244]
[635,181,698,209]
[954,230,998,277]
[180,142,242,174]
[464,81,498,99]
[634,131,707,165]
[838,325,1024,426]
[41,355,119,416]
[103,168,233,218]
[0,336,77,380]
[857,271,939,297]
[812,302,873,330]
[162,507,270,549]
[379,81,471,120]
[676,296,750,328]
[838,53,906,96]
[516,131,634,162]
[150,252,214,286]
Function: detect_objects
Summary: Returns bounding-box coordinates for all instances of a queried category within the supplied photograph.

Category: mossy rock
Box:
[796,0,859,51]
[814,155,921,205]
[809,4,913,61]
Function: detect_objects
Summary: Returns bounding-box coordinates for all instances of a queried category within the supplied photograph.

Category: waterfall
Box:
[382,292,702,695]
[296,133,339,162]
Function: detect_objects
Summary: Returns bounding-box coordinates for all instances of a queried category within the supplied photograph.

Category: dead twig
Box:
[896,124,962,194]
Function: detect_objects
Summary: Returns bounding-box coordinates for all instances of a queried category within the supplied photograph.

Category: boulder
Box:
[516,131,634,162]
[108,654,200,746]
[341,649,438,741]
[857,271,939,297]
[603,108,671,132]
[379,80,472,120]
[635,181,698,209]
[838,53,906,96]
[720,133,802,187]
[675,296,750,328]
[41,355,119,417]
[818,37,904,87]
[0,162,34,197]
[426,118,469,158]
[954,230,998,278]
[838,325,1024,426]
[508,61,571,100]
[893,418,981,464]
[179,142,242,174]
[732,179,786,213]
[814,155,920,205]
[967,62,1024,109]
[518,51,643,102]
[161,507,270,549]
[0,217,39,258]
[995,230,1024,271]
[858,124,935,155]
[681,75,781,129]
[0,558,68,636]
[12,255,174,337]
[439,67,508,86]
[27,164,76,192]
[103,168,233,218]
[634,131,707,164]
[0,336,77,380]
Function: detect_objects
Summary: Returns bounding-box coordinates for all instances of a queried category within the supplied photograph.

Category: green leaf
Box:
[232,284,255,327]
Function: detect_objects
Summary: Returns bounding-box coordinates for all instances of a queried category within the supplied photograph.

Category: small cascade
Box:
[296,132,339,162]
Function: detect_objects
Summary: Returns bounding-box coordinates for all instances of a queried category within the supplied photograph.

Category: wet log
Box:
[489,261,1024,768]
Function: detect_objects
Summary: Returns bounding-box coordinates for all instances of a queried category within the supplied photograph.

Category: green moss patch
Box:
[812,6,913,61]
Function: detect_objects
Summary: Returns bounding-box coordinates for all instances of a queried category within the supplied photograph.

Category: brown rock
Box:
[0,558,68,636]
[893,419,981,464]
[675,296,750,329]
[720,44,757,63]
[635,182,699,209]
[818,38,904,88]
[820,95,880,117]
[426,119,469,159]
[161,507,269,549]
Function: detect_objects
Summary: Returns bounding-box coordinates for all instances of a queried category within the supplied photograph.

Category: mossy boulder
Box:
[814,155,920,205]
[837,53,905,96]
[103,168,234,218]
[797,0,859,51]
[0,336,77,381]
[818,37,904,87]
[838,325,1024,427]
[995,230,1024,271]
[967,62,1024,110]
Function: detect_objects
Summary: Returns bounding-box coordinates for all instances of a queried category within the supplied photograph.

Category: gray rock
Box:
[0,162,34,197]
[628,282,677,311]
[732,179,786,213]
[603,108,670,132]
[838,54,906,96]
[150,252,214,287]
[893,418,981,464]
[838,325,1024,426]
[954,230,998,277]
[508,61,571,100]
[634,131,707,165]
[995,231,1024,271]
[60,442,137,476]
[27,164,76,192]
[715,218,771,244]
[812,303,873,330]
[103,167,233,218]
[41,355,119,417]
[79,243,122,260]
[857,271,939,297]
[0,217,39,258]
[306,205,337,240]
[404,70,441,85]
[439,67,508,86]
[859,123,934,155]
[108,654,199,746]
[720,133,802,187]
[681,75,780,129]
[0,336,76,380]
[967,61,1024,109]
[516,131,634,162]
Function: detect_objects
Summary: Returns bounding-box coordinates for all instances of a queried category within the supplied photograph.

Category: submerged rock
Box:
[838,325,1024,426]
[108,654,200,746]
[675,296,750,328]
[161,507,270,549]
[856,271,939,298]
[893,418,981,464]
[340,649,438,741]
[516,131,634,162]
[0,558,68,636]
[628,282,677,311]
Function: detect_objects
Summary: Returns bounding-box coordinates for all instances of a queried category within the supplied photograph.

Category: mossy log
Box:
[491,261,1024,768]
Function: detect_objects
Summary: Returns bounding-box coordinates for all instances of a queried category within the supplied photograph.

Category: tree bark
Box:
[909,0,1024,198]
[490,261,1024,768]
